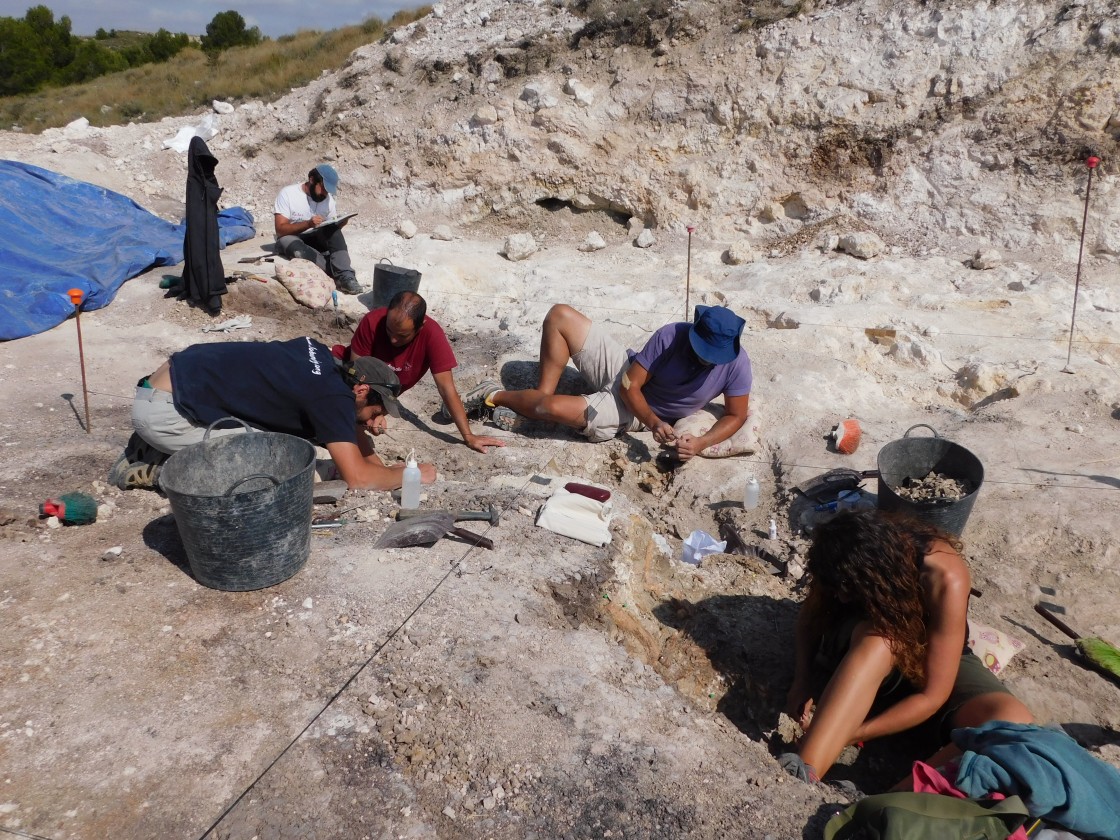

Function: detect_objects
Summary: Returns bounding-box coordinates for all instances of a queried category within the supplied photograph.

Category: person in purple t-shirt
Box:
[476,304,752,460]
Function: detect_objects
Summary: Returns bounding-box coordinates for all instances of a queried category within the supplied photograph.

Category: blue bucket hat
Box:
[313,164,339,195]
[689,305,745,365]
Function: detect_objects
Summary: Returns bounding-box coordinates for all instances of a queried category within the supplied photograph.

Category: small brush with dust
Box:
[332,290,345,327]
[826,419,862,455]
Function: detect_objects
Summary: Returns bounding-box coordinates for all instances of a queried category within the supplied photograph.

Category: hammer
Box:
[396,504,500,526]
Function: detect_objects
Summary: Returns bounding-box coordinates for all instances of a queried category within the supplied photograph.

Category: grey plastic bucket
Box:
[372,258,421,309]
[876,424,984,537]
[159,420,315,591]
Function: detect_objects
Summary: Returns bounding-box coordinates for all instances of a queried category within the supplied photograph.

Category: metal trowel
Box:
[375,512,493,550]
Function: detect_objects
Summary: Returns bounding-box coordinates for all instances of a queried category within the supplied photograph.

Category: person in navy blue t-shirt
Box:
[110,337,436,492]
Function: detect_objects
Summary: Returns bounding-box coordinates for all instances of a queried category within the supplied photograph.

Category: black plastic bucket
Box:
[372,258,421,309]
[876,424,984,537]
[159,420,315,591]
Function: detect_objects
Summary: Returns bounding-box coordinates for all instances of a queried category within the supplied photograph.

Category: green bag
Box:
[825,791,1030,840]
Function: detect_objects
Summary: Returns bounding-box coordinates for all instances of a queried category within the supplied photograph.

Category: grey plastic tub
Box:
[159,420,315,591]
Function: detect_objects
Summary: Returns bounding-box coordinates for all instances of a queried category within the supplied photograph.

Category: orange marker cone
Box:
[827,419,862,455]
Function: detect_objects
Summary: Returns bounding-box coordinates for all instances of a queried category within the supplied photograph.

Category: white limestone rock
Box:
[971,248,1002,269]
[564,78,595,106]
[502,233,538,261]
[212,100,234,114]
[472,105,499,126]
[579,231,606,252]
[635,228,656,248]
[396,219,418,239]
[431,225,455,241]
[724,240,756,265]
[837,232,885,260]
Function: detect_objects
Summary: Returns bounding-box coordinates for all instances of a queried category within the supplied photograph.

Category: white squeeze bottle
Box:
[401,449,421,509]
[743,476,760,510]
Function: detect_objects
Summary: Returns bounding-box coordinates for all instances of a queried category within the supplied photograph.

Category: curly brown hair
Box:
[804,510,962,685]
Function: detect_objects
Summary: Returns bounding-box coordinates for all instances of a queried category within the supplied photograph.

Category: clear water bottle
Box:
[401,448,421,509]
[743,476,760,510]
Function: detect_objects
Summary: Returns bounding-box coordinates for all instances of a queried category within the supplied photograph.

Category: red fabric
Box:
[910,762,1029,840]
[342,308,457,393]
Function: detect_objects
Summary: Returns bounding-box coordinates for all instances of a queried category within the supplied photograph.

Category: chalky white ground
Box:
[1,0,1118,835]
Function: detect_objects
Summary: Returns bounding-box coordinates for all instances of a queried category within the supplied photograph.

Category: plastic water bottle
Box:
[401,449,421,509]
[743,476,760,510]
[768,518,778,540]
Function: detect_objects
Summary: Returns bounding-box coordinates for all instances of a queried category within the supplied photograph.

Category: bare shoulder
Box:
[921,539,971,597]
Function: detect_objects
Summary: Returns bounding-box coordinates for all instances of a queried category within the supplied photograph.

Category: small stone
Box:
[482,796,496,810]
[837,232,884,259]
[724,239,756,265]
[579,231,606,252]
[635,228,656,248]
[396,219,418,239]
[101,546,123,560]
[472,104,498,126]
[431,224,454,241]
[502,233,538,261]
[46,516,61,529]
[302,597,313,609]
[971,248,1002,270]
[442,806,456,819]
[627,217,644,236]
[212,100,234,114]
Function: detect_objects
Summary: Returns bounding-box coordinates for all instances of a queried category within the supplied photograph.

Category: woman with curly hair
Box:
[782,509,1033,782]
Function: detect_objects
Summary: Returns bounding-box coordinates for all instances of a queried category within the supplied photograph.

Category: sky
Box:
[4,0,422,39]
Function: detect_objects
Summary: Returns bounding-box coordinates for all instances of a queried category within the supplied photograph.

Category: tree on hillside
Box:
[23,5,73,71]
[0,17,51,95]
[201,10,261,51]
[63,37,128,83]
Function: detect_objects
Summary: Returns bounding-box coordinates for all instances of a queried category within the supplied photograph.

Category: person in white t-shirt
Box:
[273,164,362,295]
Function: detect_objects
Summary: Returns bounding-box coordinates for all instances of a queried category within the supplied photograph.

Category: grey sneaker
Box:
[447,379,501,420]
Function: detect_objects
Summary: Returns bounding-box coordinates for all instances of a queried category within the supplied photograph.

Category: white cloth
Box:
[162,114,218,153]
[536,487,612,546]
[273,182,335,226]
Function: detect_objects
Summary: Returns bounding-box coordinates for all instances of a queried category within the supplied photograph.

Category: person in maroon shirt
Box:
[335,291,505,454]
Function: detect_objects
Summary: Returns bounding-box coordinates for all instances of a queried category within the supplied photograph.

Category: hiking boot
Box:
[108,434,168,491]
[115,461,164,491]
[490,406,516,431]
[444,379,501,421]
[335,273,363,295]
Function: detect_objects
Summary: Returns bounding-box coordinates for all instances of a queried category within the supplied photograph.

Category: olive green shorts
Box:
[816,616,1013,742]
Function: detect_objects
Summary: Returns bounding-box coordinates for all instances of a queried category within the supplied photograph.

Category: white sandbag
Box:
[536,486,612,546]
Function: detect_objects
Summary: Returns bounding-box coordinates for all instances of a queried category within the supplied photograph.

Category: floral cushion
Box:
[274,258,333,309]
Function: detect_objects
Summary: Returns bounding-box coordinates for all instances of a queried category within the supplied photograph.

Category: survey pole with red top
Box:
[1063,155,1101,373]
[68,288,91,433]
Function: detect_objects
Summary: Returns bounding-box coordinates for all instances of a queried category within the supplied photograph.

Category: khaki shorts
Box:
[571,322,643,442]
[131,386,248,455]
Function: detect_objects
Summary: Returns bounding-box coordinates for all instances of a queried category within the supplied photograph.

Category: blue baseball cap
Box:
[689,305,745,365]
[313,164,339,195]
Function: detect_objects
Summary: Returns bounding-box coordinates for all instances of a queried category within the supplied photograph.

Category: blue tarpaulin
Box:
[0,160,255,341]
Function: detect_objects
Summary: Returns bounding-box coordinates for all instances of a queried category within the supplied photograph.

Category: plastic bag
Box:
[680,530,726,565]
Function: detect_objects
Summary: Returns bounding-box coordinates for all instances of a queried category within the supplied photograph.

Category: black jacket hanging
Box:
[180,136,226,313]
